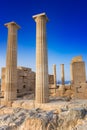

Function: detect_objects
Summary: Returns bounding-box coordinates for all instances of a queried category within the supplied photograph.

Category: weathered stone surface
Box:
[61,64,65,85]
[1,67,35,97]
[0,98,87,130]
[70,56,86,84]
[0,99,87,129]
[2,22,20,106]
[0,107,58,130]
[1,67,55,98]
[49,75,54,85]
[53,64,57,88]
[33,13,49,103]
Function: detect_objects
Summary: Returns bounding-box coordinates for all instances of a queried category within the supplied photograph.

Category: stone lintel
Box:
[32,12,49,21]
[4,21,20,29]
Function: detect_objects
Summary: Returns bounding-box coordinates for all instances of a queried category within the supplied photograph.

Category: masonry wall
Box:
[1,67,35,97]
[1,67,54,97]
[70,61,86,84]
[48,75,54,84]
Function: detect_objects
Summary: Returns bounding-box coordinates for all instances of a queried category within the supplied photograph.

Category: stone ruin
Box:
[0,12,87,130]
[1,67,35,97]
[1,67,55,97]
[0,13,87,105]
[70,56,86,84]
[70,56,87,99]
[56,56,87,99]
[1,55,87,100]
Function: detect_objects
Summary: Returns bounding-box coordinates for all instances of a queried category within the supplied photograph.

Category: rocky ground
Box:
[0,98,87,130]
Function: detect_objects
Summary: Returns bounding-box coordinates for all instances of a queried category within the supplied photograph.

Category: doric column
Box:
[61,64,65,85]
[33,13,49,103]
[70,63,73,84]
[4,22,20,102]
[53,64,56,88]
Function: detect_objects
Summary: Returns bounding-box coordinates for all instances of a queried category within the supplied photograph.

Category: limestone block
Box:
[49,75,54,84]
[12,100,24,108]
[23,78,28,83]
[21,100,34,109]
[70,56,86,84]
[18,71,24,76]
[1,66,35,98]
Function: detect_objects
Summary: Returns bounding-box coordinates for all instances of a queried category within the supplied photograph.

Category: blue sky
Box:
[0,0,87,81]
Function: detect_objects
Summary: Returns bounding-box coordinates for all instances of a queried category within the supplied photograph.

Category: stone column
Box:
[33,13,49,103]
[4,22,20,103]
[61,64,65,85]
[53,64,56,88]
[70,63,73,84]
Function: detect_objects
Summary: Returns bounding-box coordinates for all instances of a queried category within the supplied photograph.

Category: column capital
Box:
[32,12,49,22]
[4,21,21,29]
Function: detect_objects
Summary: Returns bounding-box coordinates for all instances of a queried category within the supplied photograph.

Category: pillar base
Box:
[0,98,13,107]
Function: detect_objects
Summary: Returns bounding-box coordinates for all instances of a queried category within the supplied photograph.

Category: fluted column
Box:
[4,22,20,102]
[53,64,56,88]
[61,64,65,85]
[33,13,49,103]
[70,63,73,84]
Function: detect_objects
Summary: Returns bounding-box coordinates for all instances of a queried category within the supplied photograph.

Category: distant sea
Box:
[0,79,70,85]
[57,81,71,85]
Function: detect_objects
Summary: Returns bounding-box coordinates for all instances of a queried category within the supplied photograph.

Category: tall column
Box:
[61,64,65,85]
[4,22,20,103]
[53,64,56,88]
[33,13,49,103]
[70,63,74,84]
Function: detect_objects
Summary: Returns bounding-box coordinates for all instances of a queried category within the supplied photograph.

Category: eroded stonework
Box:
[1,67,55,97]
[0,12,87,130]
[1,67,35,97]
[70,56,86,84]
[33,13,49,103]
[0,98,87,130]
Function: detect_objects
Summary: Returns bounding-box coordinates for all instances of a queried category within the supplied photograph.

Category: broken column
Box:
[61,64,65,85]
[4,22,20,103]
[33,13,49,103]
[53,64,56,88]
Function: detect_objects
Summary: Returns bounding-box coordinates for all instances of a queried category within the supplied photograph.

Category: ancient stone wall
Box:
[56,82,87,99]
[1,67,54,97]
[48,75,54,84]
[1,67,35,97]
[72,83,87,99]
[17,67,35,96]
[70,56,86,84]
